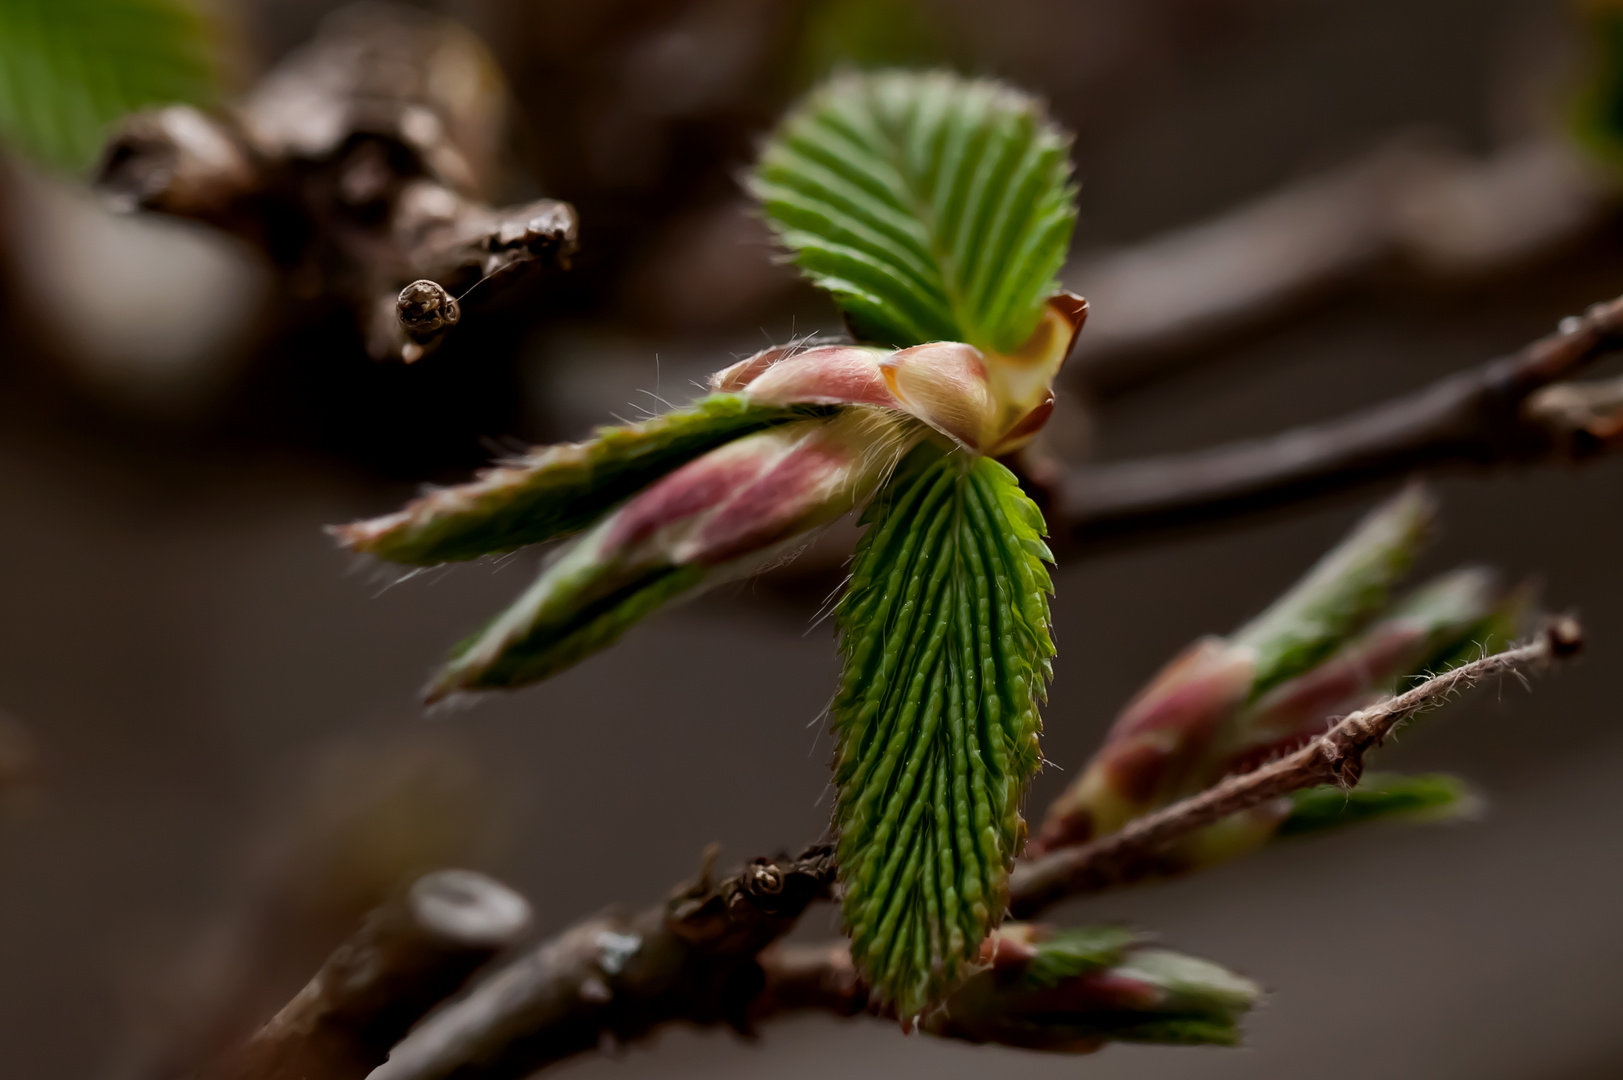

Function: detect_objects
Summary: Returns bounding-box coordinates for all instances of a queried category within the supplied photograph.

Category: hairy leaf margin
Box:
[333,395,827,566]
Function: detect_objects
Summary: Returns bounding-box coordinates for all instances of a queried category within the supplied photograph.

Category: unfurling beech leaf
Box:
[1021,924,1142,988]
[753,70,1077,354]
[834,444,1054,1018]
[1229,482,1435,698]
[428,408,923,699]
[0,0,217,171]
[334,395,821,565]
[1030,485,1451,858]
[930,923,1260,1052]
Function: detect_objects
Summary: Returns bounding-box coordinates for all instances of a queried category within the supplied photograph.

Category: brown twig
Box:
[751,942,869,1022]
[372,844,835,1080]
[1059,296,1623,540]
[1007,617,1583,916]
[201,870,532,1080]
[94,3,577,362]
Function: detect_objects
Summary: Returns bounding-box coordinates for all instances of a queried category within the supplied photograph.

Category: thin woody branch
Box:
[371,845,836,1080]
[201,870,531,1080]
[1007,617,1583,916]
[1058,296,1623,540]
[752,942,869,1022]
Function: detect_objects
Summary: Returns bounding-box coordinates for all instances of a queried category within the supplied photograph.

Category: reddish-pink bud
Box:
[712,293,1087,455]
[585,408,919,575]
[1031,637,1255,852]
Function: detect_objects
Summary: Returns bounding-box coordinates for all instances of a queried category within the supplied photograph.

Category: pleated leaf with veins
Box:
[833,445,1054,1018]
[753,69,1077,353]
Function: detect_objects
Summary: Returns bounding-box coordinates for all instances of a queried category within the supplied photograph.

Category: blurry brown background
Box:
[2,0,1622,1077]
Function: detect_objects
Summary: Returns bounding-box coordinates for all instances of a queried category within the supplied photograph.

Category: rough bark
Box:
[94,3,577,362]
[199,870,531,1080]
[372,845,835,1080]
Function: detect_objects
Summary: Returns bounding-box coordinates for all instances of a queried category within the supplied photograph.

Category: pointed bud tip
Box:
[326,521,363,547]
[422,667,465,705]
[1049,291,1088,350]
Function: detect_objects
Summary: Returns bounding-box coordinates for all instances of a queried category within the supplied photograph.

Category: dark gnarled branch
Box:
[371,845,836,1080]
[94,3,577,362]
[200,870,531,1080]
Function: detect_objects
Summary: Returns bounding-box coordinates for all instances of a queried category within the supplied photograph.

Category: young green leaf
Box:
[1231,483,1435,697]
[833,444,1054,1018]
[0,0,217,171]
[1573,2,1623,170]
[753,70,1077,354]
[334,395,824,566]
[1032,485,1459,858]
[1202,565,1507,789]
[1278,772,1479,839]
[1024,925,1143,988]
[931,926,1260,1052]
[426,409,922,699]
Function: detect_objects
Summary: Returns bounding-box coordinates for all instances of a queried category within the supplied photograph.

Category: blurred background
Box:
[2,0,1622,1077]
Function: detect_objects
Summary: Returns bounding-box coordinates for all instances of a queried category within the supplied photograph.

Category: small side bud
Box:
[397,279,461,362]
[927,924,1259,1051]
[424,410,923,698]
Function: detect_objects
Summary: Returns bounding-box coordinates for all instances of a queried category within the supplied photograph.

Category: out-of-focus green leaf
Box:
[833,444,1053,1017]
[790,0,949,88]
[0,0,218,171]
[753,70,1077,353]
[1278,772,1479,839]
[1024,925,1142,987]
[1231,484,1434,697]
[1103,948,1261,1030]
[1573,3,1623,169]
